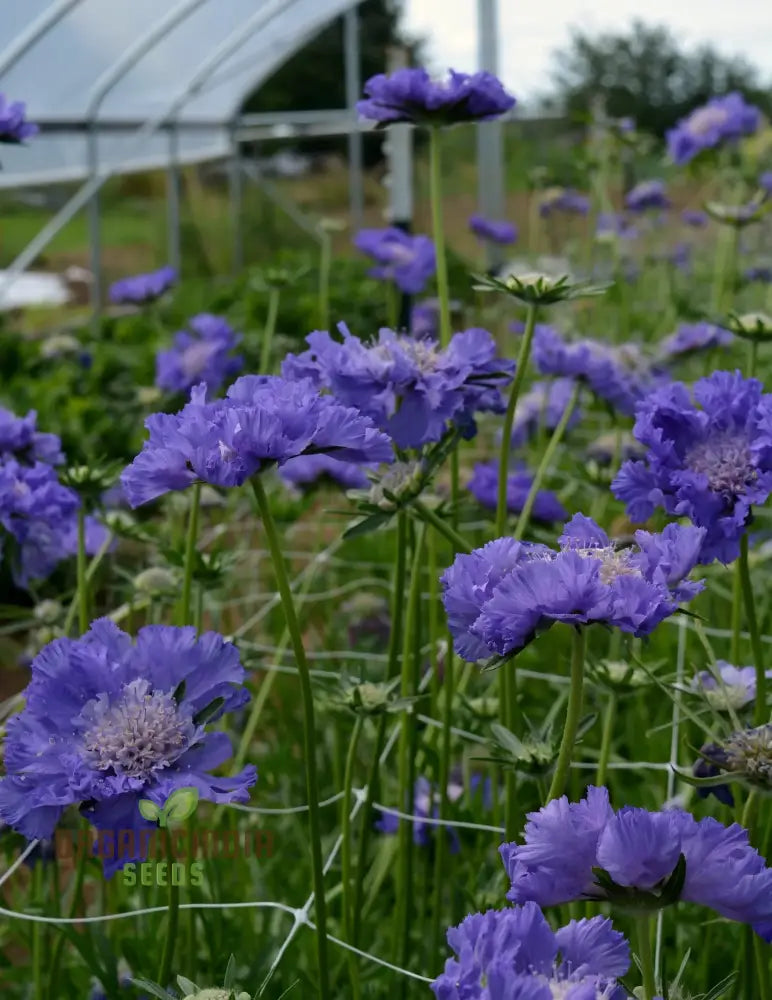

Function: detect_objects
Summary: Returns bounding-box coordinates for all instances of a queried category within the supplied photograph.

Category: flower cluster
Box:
[500,786,772,939]
[0,93,38,144]
[657,322,732,360]
[441,513,704,660]
[357,67,515,126]
[108,266,178,306]
[0,405,63,466]
[666,92,761,165]
[532,324,664,416]
[433,901,629,1000]
[691,661,763,711]
[282,324,513,449]
[680,208,708,228]
[624,179,670,213]
[538,187,590,218]
[353,227,436,294]
[121,376,393,506]
[613,371,772,563]
[156,313,243,396]
[467,461,567,524]
[0,620,257,874]
[468,214,518,245]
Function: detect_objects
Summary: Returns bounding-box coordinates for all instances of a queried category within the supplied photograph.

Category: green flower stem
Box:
[429,127,451,350]
[748,337,759,379]
[250,475,331,999]
[178,482,202,627]
[32,861,43,1000]
[352,713,388,948]
[636,916,657,1000]
[430,605,455,960]
[738,533,766,727]
[595,691,617,787]
[513,380,582,540]
[76,507,89,633]
[730,562,742,664]
[546,626,586,802]
[394,524,426,973]
[156,834,181,989]
[319,231,332,331]
[496,302,539,537]
[341,714,364,998]
[386,281,398,331]
[47,821,89,1000]
[412,498,471,553]
[259,287,281,374]
[387,512,408,679]
[64,530,113,636]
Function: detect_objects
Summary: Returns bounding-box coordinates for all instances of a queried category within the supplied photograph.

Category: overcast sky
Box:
[402,0,772,104]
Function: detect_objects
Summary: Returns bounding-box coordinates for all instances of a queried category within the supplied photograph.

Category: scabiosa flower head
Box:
[0,406,63,465]
[698,725,772,794]
[681,208,708,227]
[744,264,772,284]
[467,461,567,524]
[658,322,733,360]
[121,376,393,507]
[282,324,513,449]
[691,661,761,710]
[508,378,583,447]
[353,226,436,294]
[469,214,518,245]
[501,786,772,939]
[108,265,177,306]
[595,212,638,242]
[624,179,670,213]
[432,901,629,1000]
[612,370,772,563]
[156,313,243,396]
[532,325,663,416]
[375,776,464,852]
[442,514,705,660]
[667,92,761,165]
[278,453,369,492]
[357,67,515,127]
[538,187,591,218]
[0,619,256,873]
[760,171,772,195]
[0,93,38,143]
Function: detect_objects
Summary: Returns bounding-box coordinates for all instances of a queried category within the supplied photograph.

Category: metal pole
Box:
[167,125,182,273]
[87,126,102,330]
[229,130,243,274]
[476,0,505,271]
[384,46,413,328]
[344,5,364,232]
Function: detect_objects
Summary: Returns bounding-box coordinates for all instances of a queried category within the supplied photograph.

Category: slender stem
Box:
[259,287,280,374]
[430,599,455,959]
[394,525,426,973]
[546,626,586,802]
[32,861,43,1000]
[341,714,364,998]
[352,714,388,948]
[429,127,451,349]
[730,561,742,664]
[496,302,539,537]
[747,337,758,378]
[156,835,181,988]
[76,507,89,633]
[513,380,582,540]
[319,232,331,331]
[738,533,767,727]
[47,822,89,1000]
[64,531,113,636]
[636,916,657,1000]
[178,482,202,627]
[387,512,408,679]
[412,499,471,553]
[250,475,331,999]
[595,692,617,787]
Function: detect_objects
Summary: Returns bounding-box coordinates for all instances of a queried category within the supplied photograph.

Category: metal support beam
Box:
[167,126,182,273]
[344,5,364,231]
[87,127,102,330]
[0,0,86,76]
[229,131,243,275]
[476,0,505,270]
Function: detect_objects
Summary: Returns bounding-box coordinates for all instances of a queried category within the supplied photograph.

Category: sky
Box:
[402,0,772,105]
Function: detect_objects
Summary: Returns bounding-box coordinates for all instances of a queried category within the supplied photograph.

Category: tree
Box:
[545,20,771,136]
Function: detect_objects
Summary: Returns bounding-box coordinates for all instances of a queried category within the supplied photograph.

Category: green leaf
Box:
[176,975,199,995]
[131,978,174,1000]
[343,512,393,539]
[192,696,225,727]
[138,800,161,822]
[164,786,200,825]
[223,954,237,989]
[172,679,187,704]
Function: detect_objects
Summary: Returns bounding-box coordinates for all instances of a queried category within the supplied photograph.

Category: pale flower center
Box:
[181,341,218,379]
[685,432,756,497]
[725,726,772,784]
[576,545,641,584]
[687,105,730,136]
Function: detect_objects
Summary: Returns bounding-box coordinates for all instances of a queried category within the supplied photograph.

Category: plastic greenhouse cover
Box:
[0,0,358,186]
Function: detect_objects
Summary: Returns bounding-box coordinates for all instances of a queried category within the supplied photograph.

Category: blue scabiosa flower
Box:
[500,786,772,939]
[657,322,733,360]
[508,378,583,446]
[744,264,772,284]
[532,325,663,416]
[432,901,629,1000]
[538,187,590,218]
[667,92,761,165]
[693,725,772,807]
[681,208,708,228]
[121,376,393,507]
[282,324,513,449]
[691,661,763,710]
[624,179,670,213]
[357,68,515,127]
[0,406,63,465]
[156,313,243,396]
[612,371,772,564]
[278,453,369,492]
[0,94,38,143]
[441,514,704,660]
[760,171,772,195]
[595,212,638,242]
[108,266,177,306]
[467,461,567,524]
[469,214,518,246]
[0,620,256,874]
[353,227,436,295]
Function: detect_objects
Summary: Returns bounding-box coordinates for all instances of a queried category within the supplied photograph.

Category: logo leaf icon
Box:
[138,800,161,823]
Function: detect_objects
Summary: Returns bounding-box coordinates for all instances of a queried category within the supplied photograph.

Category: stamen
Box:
[686,432,756,498]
